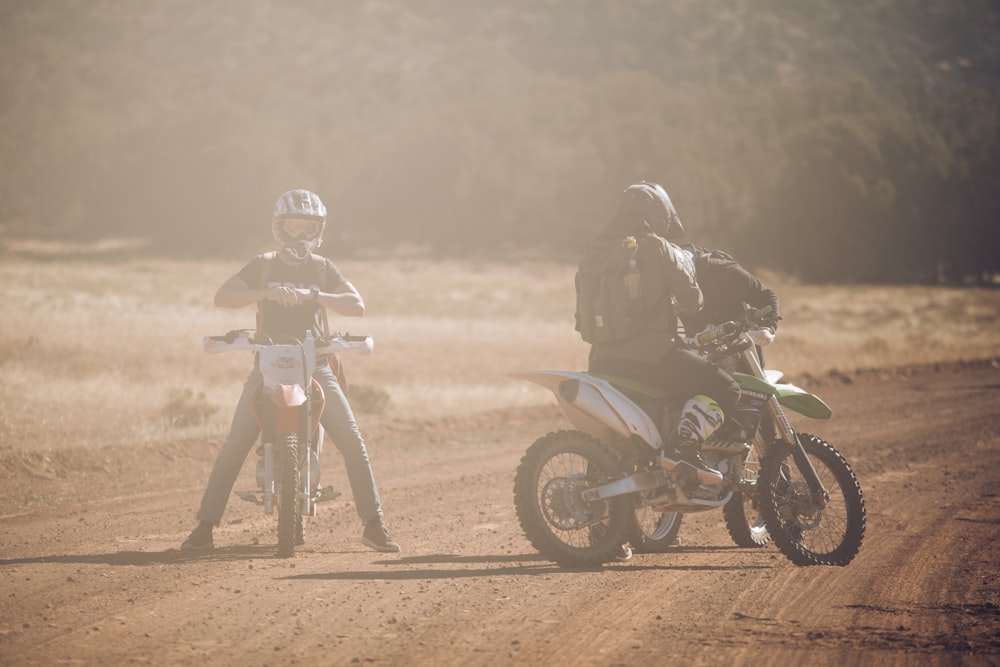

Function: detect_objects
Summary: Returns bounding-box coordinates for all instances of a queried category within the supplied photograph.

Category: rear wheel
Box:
[758,433,865,566]
[276,433,301,558]
[514,430,631,567]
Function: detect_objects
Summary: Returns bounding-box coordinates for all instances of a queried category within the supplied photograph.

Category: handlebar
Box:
[681,304,777,360]
[203,330,374,356]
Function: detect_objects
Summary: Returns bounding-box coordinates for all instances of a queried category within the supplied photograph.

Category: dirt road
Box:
[2,360,999,666]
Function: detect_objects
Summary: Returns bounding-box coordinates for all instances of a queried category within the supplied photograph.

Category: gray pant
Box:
[195,362,382,525]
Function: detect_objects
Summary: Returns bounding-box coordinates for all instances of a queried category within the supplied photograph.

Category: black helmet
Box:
[617,181,684,240]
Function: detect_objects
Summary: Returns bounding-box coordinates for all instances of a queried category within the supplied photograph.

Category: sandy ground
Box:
[1,359,999,666]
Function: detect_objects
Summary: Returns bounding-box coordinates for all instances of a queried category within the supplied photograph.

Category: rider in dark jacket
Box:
[681,245,781,366]
[586,183,741,486]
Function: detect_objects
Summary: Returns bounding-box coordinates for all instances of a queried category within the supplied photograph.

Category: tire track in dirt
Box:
[1,361,998,666]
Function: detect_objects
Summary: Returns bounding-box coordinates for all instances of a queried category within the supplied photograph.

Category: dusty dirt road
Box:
[2,359,999,666]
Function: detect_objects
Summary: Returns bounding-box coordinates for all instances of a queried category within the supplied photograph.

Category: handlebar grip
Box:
[693,321,738,346]
[203,329,255,354]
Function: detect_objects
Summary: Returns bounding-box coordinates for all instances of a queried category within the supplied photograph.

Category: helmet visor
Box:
[278,218,323,239]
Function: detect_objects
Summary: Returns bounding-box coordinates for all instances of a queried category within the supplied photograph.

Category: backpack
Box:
[574,235,646,343]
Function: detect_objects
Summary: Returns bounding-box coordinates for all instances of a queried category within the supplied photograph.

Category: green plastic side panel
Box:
[591,373,668,400]
[596,370,831,419]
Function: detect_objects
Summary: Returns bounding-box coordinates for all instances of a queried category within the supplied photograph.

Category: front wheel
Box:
[628,508,682,553]
[514,430,632,567]
[758,433,865,566]
[276,433,301,558]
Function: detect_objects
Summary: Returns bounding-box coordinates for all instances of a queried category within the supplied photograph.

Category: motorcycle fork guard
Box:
[791,434,830,508]
[764,395,830,506]
[263,441,275,514]
[299,382,326,518]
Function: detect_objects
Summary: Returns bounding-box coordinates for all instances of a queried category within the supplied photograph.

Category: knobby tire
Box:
[513,430,631,568]
[276,433,301,558]
[758,433,865,566]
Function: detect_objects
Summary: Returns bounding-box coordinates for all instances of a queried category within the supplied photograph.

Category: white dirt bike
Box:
[203,329,373,557]
[511,306,866,567]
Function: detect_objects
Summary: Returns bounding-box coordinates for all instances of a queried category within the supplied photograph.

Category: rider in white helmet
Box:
[271,188,328,264]
[182,189,400,554]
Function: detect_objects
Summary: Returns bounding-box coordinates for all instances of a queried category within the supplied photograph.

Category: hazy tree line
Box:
[1,0,997,283]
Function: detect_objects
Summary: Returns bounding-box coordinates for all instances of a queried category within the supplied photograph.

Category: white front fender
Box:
[509,370,662,450]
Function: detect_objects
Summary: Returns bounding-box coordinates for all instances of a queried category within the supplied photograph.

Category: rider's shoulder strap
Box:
[258,251,280,288]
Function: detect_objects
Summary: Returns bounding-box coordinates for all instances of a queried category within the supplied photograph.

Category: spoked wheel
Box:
[758,433,865,566]
[723,444,770,547]
[514,430,632,567]
[276,433,301,558]
[628,506,682,553]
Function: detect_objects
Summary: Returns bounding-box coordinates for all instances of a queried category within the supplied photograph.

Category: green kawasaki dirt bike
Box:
[511,306,866,568]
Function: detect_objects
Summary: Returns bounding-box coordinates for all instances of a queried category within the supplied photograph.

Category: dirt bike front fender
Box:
[775,383,832,420]
[270,384,307,435]
[271,383,307,408]
[734,371,832,420]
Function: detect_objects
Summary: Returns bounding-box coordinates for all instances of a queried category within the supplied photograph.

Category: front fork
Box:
[263,441,275,514]
[764,397,829,508]
[257,381,326,517]
[259,425,321,516]
[742,347,830,509]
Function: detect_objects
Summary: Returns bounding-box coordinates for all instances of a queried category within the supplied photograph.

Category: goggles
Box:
[277,218,323,239]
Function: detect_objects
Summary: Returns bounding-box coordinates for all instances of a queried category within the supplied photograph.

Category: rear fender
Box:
[509,370,662,450]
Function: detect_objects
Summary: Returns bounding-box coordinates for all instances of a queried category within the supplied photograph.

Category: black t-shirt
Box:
[237,252,349,341]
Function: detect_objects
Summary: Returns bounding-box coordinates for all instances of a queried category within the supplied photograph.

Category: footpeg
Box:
[314,485,342,503]
[235,490,264,505]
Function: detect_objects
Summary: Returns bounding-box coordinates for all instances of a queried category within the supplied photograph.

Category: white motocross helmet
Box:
[271,189,327,263]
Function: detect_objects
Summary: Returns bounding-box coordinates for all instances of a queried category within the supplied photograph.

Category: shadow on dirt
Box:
[281,549,771,581]
[0,545,277,567]
[377,544,750,567]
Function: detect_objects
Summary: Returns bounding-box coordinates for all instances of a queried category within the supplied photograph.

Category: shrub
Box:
[346,383,392,415]
[162,387,218,428]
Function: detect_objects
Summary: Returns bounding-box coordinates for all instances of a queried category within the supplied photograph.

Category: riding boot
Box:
[660,395,724,485]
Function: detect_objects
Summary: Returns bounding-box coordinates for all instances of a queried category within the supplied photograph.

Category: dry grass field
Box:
[2,242,1000,667]
[2,243,999,456]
